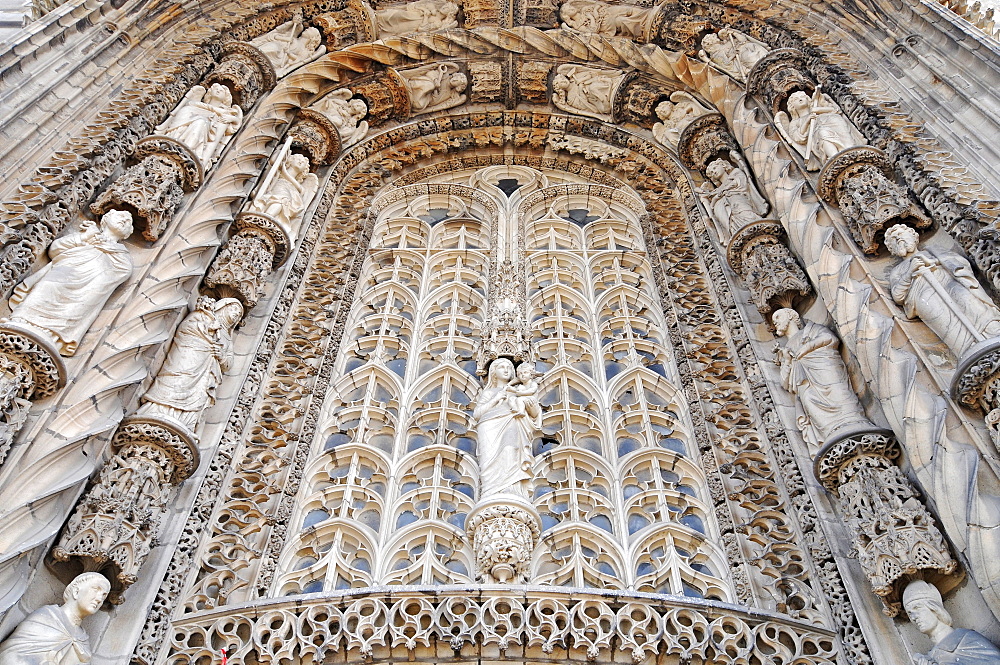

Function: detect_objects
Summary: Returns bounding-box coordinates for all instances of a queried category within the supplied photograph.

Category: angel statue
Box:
[698,28,770,82]
[551,64,625,122]
[697,153,769,239]
[399,62,468,115]
[251,11,326,77]
[774,88,865,170]
[651,91,713,147]
[247,147,320,242]
[375,0,460,36]
[155,83,243,166]
[310,89,369,147]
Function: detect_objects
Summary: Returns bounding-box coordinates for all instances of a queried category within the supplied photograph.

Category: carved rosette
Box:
[745,48,813,113]
[0,323,66,462]
[350,71,410,126]
[204,212,291,310]
[313,0,376,49]
[677,113,739,173]
[51,416,199,604]
[727,221,811,316]
[466,496,541,584]
[814,429,959,616]
[817,146,931,254]
[204,41,277,111]
[288,110,342,167]
[91,137,204,242]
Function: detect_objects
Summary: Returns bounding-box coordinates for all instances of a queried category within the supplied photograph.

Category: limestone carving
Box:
[774,89,864,170]
[772,309,872,441]
[727,223,811,317]
[903,580,1000,664]
[0,573,109,665]
[559,0,660,40]
[6,210,134,357]
[251,13,326,78]
[136,297,243,432]
[203,213,290,310]
[551,64,625,122]
[154,84,243,167]
[699,28,770,82]
[203,42,276,111]
[886,224,1000,359]
[309,89,369,147]
[375,0,459,36]
[697,155,769,239]
[398,62,468,115]
[247,150,320,240]
[466,500,541,583]
[652,91,713,147]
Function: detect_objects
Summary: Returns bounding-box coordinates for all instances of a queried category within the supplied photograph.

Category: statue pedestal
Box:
[465,495,541,584]
[953,337,1000,448]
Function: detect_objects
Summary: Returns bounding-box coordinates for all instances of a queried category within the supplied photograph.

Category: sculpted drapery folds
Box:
[6,210,134,357]
[886,224,1000,359]
[697,156,769,239]
[551,64,624,122]
[309,89,369,147]
[137,297,243,432]
[558,0,659,40]
[155,84,243,167]
[250,13,326,78]
[651,92,713,147]
[698,28,769,82]
[247,152,320,240]
[374,0,459,36]
[775,89,865,170]
[904,580,1000,665]
[0,573,109,665]
[399,62,468,115]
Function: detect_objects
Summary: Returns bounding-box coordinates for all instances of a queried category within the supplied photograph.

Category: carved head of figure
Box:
[884,223,920,258]
[100,210,134,241]
[771,308,801,338]
[450,72,468,94]
[302,27,322,51]
[654,100,674,122]
[214,298,244,330]
[552,74,570,97]
[63,572,111,623]
[903,580,953,643]
[705,159,732,185]
[487,358,515,387]
[786,91,812,116]
[348,98,368,121]
[287,153,312,181]
[515,361,539,383]
[205,83,233,107]
[701,32,722,54]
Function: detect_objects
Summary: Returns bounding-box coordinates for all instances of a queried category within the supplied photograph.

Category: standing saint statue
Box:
[0,572,110,665]
[903,580,1000,665]
[247,151,320,239]
[155,83,243,166]
[885,224,1000,359]
[775,89,864,170]
[6,210,134,357]
[772,308,873,441]
[137,297,244,432]
[472,359,542,500]
[697,155,769,239]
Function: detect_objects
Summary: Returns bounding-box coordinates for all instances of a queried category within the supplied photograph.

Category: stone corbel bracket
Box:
[814,428,960,616]
[817,146,932,254]
[726,220,812,318]
[204,41,278,112]
[50,415,198,604]
[203,211,292,311]
[90,136,204,242]
[465,495,541,584]
[677,112,740,174]
[745,48,814,112]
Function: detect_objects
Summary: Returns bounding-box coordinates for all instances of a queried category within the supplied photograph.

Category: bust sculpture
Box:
[0,572,110,665]
[472,359,542,500]
[399,62,468,115]
[697,155,769,239]
[773,308,873,441]
[559,0,658,39]
[137,297,244,432]
[699,28,770,82]
[155,83,243,166]
[551,64,623,122]
[248,152,320,237]
[651,91,713,147]
[903,580,1000,665]
[885,224,1000,359]
[310,89,369,147]
[775,89,863,170]
[375,0,459,36]
[251,14,326,77]
[6,210,134,356]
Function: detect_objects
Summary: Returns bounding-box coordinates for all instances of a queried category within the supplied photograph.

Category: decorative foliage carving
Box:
[287,109,342,167]
[818,147,931,253]
[728,223,811,316]
[745,48,813,114]
[203,41,277,111]
[204,213,290,309]
[466,499,541,583]
[475,263,532,372]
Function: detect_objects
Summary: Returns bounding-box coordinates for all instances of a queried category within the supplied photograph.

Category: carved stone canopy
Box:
[203,211,291,309]
[0,321,66,400]
[726,220,812,317]
[313,0,377,49]
[288,109,342,167]
[952,337,1000,414]
[745,48,813,114]
[677,113,739,174]
[204,41,278,111]
[817,146,931,254]
[349,70,411,125]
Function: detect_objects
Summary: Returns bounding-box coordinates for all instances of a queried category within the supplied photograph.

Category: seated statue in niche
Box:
[251,12,326,78]
[0,572,110,665]
[903,580,1000,665]
[248,152,320,238]
[651,91,713,147]
[698,28,770,82]
[559,0,659,40]
[6,210,134,357]
[697,154,769,239]
[772,308,874,442]
[885,224,1000,359]
[473,359,542,500]
[155,83,243,166]
[310,89,369,147]
[775,88,864,170]
[399,62,468,115]
[137,297,244,432]
[375,0,459,36]
[551,64,624,122]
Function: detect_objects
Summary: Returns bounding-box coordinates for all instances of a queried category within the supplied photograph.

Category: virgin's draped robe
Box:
[0,605,91,665]
[474,384,539,499]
